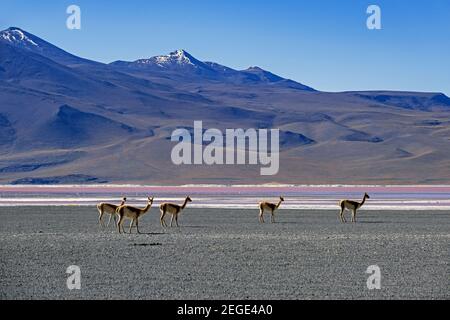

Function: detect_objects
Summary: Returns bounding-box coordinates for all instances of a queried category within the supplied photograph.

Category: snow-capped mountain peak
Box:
[0,27,99,66]
[0,27,39,47]
[109,49,315,89]
[156,49,194,65]
[133,49,203,69]
[246,66,264,71]
[171,49,192,61]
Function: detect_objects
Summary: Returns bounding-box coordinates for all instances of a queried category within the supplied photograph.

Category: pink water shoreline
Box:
[1,185,450,194]
[0,185,449,209]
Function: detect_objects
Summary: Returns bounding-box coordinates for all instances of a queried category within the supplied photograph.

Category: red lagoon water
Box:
[0,185,449,209]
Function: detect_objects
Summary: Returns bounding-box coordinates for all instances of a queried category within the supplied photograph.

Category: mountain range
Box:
[1,27,450,184]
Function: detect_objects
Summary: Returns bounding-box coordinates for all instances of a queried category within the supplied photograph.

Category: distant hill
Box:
[1,27,450,184]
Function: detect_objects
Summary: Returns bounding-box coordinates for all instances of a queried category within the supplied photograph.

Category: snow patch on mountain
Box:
[135,49,199,68]
[0,27,38,47]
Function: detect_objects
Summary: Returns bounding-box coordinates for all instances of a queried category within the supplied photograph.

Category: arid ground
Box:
[0,207,448,299]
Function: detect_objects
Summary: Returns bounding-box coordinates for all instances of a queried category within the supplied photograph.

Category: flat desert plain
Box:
[0,207,448,299]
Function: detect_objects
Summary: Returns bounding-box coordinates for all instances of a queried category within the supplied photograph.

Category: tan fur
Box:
[116,197,154,234]
[339,193,370,223]
[159,196,192,227]
[258,196,284,223]
[97,197,126,227]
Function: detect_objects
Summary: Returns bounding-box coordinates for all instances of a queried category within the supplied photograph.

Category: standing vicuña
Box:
[116,197,154,234]
[258,196,284,223]
[339,193,370,223]
[159,196,192,227]
[97,197,126,227]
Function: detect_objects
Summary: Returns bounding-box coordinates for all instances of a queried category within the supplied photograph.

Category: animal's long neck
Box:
[276,200,283,209]
[139,203,152,216]
[181,198,189,210]
[359,196,367,208]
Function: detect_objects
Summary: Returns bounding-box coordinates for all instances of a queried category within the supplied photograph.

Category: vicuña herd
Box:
[97,193,371,234]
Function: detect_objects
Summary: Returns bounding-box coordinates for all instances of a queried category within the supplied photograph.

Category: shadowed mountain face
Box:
[37,105,139,148]
[1,27,450,184]
[354,92,450,111]
[0,113,15,149]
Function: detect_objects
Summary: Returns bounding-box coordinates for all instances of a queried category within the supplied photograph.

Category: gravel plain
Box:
[0,206,448,300]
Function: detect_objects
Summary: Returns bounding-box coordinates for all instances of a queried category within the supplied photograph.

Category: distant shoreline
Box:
[0,184,449,210]
[2,184,450,188]
[0,205,449,211]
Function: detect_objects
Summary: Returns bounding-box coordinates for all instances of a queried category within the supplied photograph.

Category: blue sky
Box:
[1,0,449,95]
